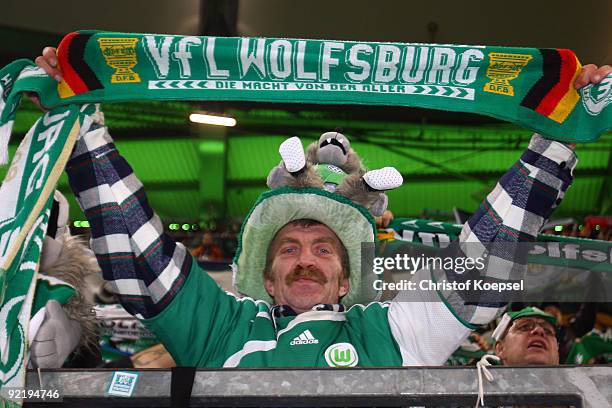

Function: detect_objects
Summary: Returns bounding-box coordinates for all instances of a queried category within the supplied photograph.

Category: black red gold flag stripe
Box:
[57,32,104,98]
[520,49,581,123]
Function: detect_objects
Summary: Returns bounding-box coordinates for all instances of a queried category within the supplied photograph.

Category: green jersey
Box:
[144,263,470,368]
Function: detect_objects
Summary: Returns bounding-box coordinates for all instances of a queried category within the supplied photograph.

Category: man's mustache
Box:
[286,266,328,285]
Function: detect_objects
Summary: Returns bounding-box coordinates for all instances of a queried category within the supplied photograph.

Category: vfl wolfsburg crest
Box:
[582,76,612,116]
[324,342,359,367]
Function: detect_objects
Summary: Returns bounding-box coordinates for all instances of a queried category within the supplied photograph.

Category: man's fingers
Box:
[35,47,62,82]
[593,65,612,82]
[42,47,58,67]
[24,91,49,112]
[381,211,393,227]
[574,64,596,89]
[575,64,612,89]
[35,56,62,82]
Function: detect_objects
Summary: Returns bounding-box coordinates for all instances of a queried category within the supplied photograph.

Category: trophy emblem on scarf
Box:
[98,38,141,83]
[484,53,532,96]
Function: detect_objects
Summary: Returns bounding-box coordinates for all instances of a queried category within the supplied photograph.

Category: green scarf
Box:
[565,330,612,364]
[0,102,82,402]
[1,30,611,159]
[380,218,612,272]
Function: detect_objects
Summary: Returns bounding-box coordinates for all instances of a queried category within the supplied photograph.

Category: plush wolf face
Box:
[316,131,351,167]
[266,132,403,217]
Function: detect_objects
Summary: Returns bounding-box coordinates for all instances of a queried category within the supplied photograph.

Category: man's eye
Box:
[318,247,332,254]
[280,247,297,254]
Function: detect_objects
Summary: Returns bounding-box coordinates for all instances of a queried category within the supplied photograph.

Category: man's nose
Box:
[296,248,316,267]
[530,324,546,336]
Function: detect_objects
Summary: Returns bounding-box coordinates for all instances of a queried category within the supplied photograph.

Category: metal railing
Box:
[17,365,612,407]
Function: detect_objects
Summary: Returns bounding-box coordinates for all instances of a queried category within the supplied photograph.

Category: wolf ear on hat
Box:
[266,131,403,217]
[40,190,70,271]
[266,136,324,190]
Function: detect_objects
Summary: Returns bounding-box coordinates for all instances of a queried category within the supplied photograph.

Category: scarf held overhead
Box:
[0,104,81,404]
[1,31,611,156]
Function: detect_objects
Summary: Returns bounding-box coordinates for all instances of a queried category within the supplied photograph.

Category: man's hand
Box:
[563,63,611,149]
[35,47,62,82]
[30,300,82,368]
[574,64,612,89]
[26,47,62,110]
[375,210,394,228]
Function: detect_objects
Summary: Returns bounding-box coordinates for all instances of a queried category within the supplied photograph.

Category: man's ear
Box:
[264,277,275,297]
[338,278,349,298]
[494,340,504,360]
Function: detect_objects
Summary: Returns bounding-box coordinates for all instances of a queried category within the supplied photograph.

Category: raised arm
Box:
[386,63,610,366]
[453,64,610,326]
[33,48,266,367]
[386,134,577,365]
[65,109,193,319]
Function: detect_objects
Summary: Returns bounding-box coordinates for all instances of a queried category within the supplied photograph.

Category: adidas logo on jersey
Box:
[290,330,319,345]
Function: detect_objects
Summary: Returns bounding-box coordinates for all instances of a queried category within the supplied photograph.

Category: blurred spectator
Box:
[564,308,612,364]
[219,219,241,259]
[543,303,597,363]
[191,231,225,261]
[493,307,559,365]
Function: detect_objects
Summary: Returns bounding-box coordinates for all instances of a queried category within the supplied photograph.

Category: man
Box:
[34,48,611,368]
[191,231,225,262]
[493,307,559,365]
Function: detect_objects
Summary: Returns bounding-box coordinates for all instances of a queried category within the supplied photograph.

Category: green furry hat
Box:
[231,187,380,307]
